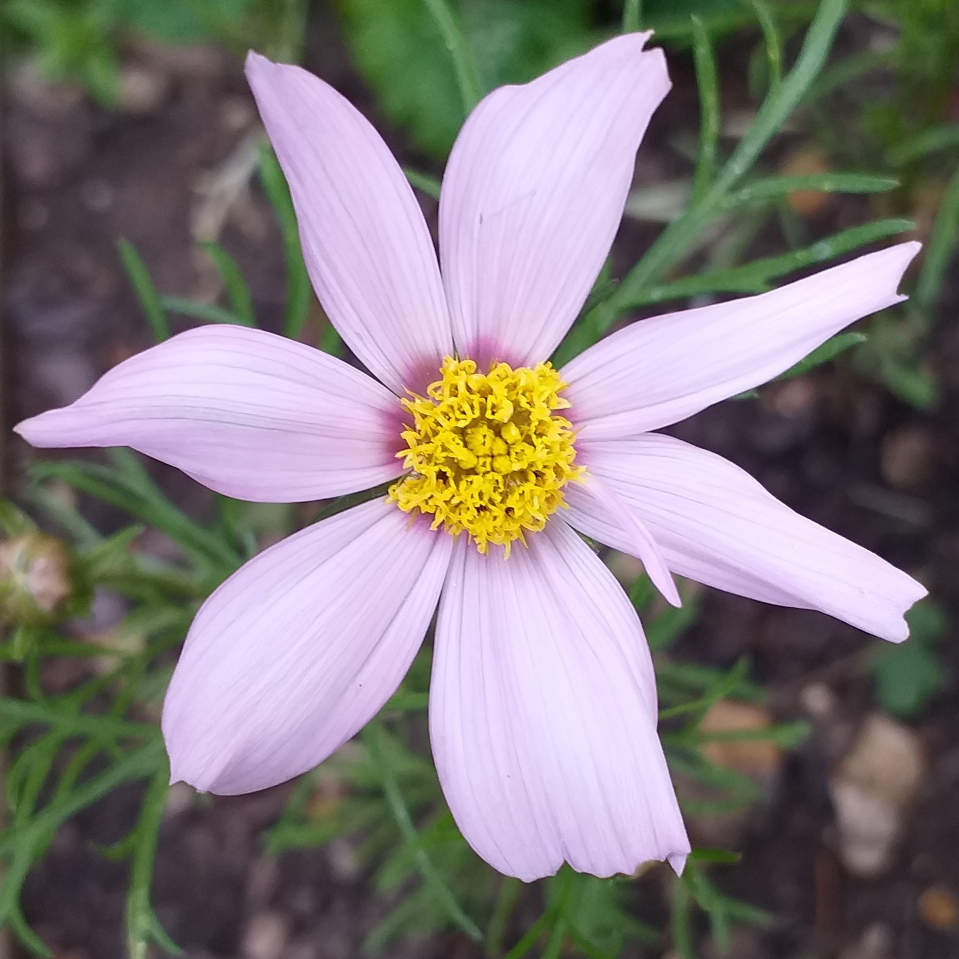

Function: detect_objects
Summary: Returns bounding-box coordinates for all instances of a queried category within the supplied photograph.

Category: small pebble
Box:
[768,376,818,418]
[800,681,837,718]
[880,425,939,491]
[118,63,169,114]
[838,923,893,959]
[245,854,280,909]
[163,782,195,818]
[699,699,782,778]
[242,911,289,959]
[780,146,832,217]
[918,885,958,930]
[830,714,925,876]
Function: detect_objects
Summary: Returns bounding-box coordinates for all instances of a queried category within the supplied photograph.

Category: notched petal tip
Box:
[244,48,275,77]
[885,577,928,644]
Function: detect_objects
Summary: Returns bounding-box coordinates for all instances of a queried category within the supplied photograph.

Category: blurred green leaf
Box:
[199,242,257,326]
[118,239,169,342]
[6,0,120,104]
[337,0,595,157]
[691,14,720,202]
[119,0,252,43]
[776,331,866,380]
[161,295,246,327]
[914,155,959,315]
[870,601,947,718]
[887,123,959,166]
[258,144,313,339]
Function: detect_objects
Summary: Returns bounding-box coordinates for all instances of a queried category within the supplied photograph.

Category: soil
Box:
[3,5,959,959]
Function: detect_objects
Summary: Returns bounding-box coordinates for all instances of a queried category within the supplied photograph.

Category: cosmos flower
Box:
[15,34,925,882]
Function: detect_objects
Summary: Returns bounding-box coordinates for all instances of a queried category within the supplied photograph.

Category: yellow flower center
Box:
[389,356,582,555]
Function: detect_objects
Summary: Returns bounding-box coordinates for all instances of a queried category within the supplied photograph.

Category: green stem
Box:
[690,16,720,203]
[622,0,642,32]
[914,155,959,320]
[608,0,848,326]
[362,722,483,942]
[127,770,178,959]
[486,876,522,956]
[421,0,483,114]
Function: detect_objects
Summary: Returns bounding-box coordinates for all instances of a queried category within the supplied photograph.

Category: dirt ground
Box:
[4,6,959,959]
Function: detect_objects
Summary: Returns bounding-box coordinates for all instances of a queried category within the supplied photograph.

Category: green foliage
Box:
[3,0,950,956]
[118,239,170,342]
[870,600,948,719]
[257,144,315,340]
[4,0,120,104]
[336,0,595,156]
[1,0,301,103]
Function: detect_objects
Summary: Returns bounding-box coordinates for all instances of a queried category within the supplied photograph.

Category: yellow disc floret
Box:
[389,356,582,555]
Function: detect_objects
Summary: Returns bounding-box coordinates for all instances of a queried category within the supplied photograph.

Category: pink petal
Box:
[564,243,921,438]
[431,520,689,881]
[247,53,453,394]
[15,326,403,503]
[577,473,681,607]
[163,498,452,794]
[574,434,926,642]
[439,34,670,369]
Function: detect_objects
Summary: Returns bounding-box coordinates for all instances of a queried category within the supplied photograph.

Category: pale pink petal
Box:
[163,499,452,794]
[15,326,403,503]
[564,243,921,438]
[439,34,670,369]
[247,53,453,394]
[431,520,689,881]
[574,434,926,642]
[577,473,680,607]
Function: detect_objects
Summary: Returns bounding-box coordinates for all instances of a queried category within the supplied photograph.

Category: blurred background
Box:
[1,0,958,957]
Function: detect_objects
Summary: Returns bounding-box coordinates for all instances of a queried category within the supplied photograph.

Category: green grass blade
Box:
[421,0,483,114]
[751,0,783,96]
[803,48,894,103]
[127,769,182,958]
[403,167,442,200]
[9,900,53,957]
[258,143,312,339]
[620,218,915,309]
[727,172,899,206]
[622,0,642,32]
[117,239,169,342]
[28,459,239,573]
[319,318,344,357]
[670,878,695,959]
[160,296,245,326]
[0,741,165,936]
[618,0,847,303]
[199,241,256,325]
[362,722,483,943]
[503,910,554,959]
[777,331,866,380]
[486,877,522,956]
[691,16,720,203]
[914,156,959,316]
[887,124,959,167]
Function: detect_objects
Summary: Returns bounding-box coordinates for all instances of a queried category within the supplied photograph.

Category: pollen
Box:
[389,356,582,555]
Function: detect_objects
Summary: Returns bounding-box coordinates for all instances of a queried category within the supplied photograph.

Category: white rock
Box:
[242,911,289,959]
[829,714,925,876]
[838,922,893,959]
